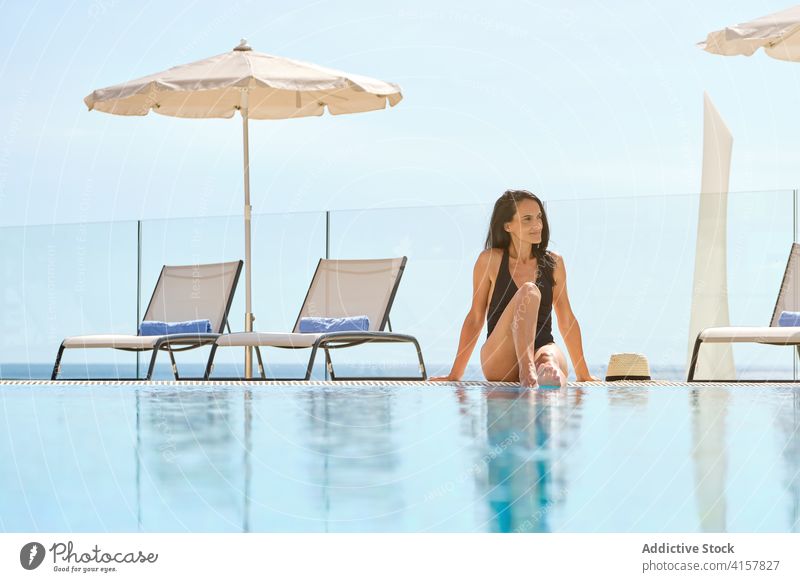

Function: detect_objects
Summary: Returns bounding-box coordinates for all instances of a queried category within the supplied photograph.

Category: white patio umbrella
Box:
[698,5,800,61]
[85,40,403,377]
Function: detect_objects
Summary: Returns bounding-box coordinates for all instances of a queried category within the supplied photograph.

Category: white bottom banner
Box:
[1,534,797,581]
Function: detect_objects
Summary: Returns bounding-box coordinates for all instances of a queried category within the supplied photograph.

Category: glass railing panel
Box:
[1,189,795,382]
[139,213,242,379]
[546,194,699,381]
[236,209,327,378]
[726,189,795,380]
[0,220,138,379]
[139,210,326,378]
[330,203,492,379]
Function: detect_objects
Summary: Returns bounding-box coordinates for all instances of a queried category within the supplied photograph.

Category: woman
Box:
[431,190,597,388]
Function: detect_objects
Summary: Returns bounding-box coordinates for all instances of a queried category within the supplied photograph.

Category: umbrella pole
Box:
[242,96,254,378]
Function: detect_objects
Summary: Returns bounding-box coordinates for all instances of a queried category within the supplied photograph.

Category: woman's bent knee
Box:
[517,281,540,298]
[513,282,540,313]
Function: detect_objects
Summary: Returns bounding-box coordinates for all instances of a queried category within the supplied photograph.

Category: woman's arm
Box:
[430,251,493,381]
[551,253,597,382]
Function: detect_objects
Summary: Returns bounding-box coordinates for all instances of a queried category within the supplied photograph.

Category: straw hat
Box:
[605,353,651,381]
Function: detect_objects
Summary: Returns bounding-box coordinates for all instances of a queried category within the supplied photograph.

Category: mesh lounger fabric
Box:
[143,262,241,333]
[292,258,405,332]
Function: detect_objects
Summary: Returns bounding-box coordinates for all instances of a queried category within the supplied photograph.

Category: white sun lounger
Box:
[204,257,426,381]
[688,243,800,381]
[52,261,242,380]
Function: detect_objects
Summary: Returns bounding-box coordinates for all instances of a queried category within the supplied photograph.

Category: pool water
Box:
[1,384,798,532]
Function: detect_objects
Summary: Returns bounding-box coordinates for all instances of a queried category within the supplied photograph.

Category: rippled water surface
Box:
[1,384,798,532]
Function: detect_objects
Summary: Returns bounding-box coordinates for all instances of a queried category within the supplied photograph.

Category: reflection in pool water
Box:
[470,388,574,533]
[0,384,798,532]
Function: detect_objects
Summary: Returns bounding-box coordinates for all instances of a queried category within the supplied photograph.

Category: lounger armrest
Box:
[153,332,220,345]
[698,326,800,344]
[314,331,417,340]
[311,331,422,350]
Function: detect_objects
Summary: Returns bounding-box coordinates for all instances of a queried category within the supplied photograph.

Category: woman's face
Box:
[504,198,543,245]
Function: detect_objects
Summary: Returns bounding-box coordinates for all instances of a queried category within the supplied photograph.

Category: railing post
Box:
[325,210,330,260]
[324,210,330,381]
[136,220,142,380]
[795,190,798,381]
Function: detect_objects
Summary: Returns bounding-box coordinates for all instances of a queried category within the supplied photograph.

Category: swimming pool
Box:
[1,382,797,532]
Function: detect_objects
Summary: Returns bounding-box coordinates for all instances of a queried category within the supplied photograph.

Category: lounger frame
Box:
[688,243,800,382]
[205,257,427,381]
[51,261,242,381]
[688,338,800,382]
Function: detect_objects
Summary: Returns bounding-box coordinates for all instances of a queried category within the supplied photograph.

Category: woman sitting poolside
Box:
[431,190,598,388]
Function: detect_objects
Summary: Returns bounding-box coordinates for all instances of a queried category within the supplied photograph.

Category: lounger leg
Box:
[315,337,428,381]
[167,347,180,380]
[687,336,703,382]
[204,344,218,381]
[305,344,321,381]
[324,348,335,381]
[410,337,428,380]
[254,347,266,380]
[51,344,66,380]
[146,348,160,381]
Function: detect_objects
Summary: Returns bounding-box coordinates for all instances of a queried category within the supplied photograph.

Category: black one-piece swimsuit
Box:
[485,247,555,349]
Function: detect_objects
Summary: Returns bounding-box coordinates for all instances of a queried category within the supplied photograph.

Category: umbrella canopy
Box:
[698,5,800,61]
[85,40,402,377]
[85,40,402,117]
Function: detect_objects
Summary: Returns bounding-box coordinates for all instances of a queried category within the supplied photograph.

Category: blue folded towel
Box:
[298,316,370,333]
[778,311,800,327]
[139,319,213,336]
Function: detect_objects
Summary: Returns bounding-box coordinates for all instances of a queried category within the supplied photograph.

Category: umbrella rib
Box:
[243,50,256,89]
[769,23,800,48]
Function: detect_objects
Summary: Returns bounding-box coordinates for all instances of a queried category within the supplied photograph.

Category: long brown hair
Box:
[484,189,556,272]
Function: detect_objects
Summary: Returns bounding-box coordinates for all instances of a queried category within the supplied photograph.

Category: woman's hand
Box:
[575,373,601,382]
[428,373,462,382]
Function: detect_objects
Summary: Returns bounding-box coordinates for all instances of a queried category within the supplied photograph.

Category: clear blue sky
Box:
[1,0,800,227]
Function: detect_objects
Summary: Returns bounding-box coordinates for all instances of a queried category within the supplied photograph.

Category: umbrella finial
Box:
[234,39,252,52]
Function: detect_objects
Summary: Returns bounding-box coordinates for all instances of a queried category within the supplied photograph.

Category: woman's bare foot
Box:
[537,361,566,388]
[520,364,539,389]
